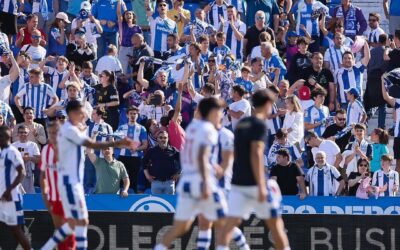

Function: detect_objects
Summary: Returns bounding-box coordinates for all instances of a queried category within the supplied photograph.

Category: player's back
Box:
[232,116,267,186]
[180,119,218,175]
[214,127,234,190]
[57,121,88,184]
[0,145,24,201]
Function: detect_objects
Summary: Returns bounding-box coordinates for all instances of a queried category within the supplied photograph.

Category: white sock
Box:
[154,244,167,250]
[282,247,291,250]
[41,223,73,250]
[216,246,229,250]
[75,225,88,250]
[232,227,249,250]
[197,229,212,250]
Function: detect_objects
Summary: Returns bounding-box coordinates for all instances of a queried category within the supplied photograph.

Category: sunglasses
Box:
[359,164,368,167]
[18,131,28,134]
[158,136,168,139]
[256,16,265,20]
[57,116,66,120]
[335,25,343,28]
[31,35,41,39]
[337,118,346,121]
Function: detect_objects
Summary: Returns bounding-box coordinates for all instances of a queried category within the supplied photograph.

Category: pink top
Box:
[168,120,185,151]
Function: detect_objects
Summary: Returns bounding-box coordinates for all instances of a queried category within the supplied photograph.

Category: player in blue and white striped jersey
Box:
[0,126,31,249]
[14,68,59,124]
[41,100,133,250]
[372,154,399,197]
[304,88,329,137]
[206,0,229,30]
[213,31,231,59]
[219,6,246,62]
[267,129,303,168]
[147,0,178,58]
[345,88,366,126]
[381,77,400,174]
[323,33,351,73]
[306,151,345,196]
[335,43,370,108]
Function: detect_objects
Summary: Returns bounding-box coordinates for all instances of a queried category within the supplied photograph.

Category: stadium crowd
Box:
[0,0,400,202]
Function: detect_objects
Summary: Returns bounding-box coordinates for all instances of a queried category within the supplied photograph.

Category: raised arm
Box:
[172,82,183,123]
[8,53,21,82]
[381,76,396,107]
[361,42,370,66]
[137,61,149,89]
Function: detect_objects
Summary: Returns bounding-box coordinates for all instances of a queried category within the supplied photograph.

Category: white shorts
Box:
[58,176,88,220]
[227,179,282,220]
[174,175,227,221]
[0,195,24,226]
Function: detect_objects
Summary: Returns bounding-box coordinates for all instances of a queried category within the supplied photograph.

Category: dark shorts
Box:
[394,137,400,159]
[0,12,17,35]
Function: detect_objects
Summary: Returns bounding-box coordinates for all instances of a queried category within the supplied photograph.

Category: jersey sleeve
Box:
[32,143,40,156]
[50,27,61,41]
[64,126,89,146]
[238,22,246,35]
[323,49,331,62]
[249,120,267,142]
[139,126,148,141]
[11,148,24,169]
[109,86,119,102]
[304,107,311,123]
[330,166,341,181]
[16,84,27,98]
[220,130,234,152]
[45,84,57,98]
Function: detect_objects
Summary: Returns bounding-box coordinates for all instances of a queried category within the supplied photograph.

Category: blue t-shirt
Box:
[48,27,67,56]
[91,0,122,33]
[390,0,400,16]
[234,77,254,93]
[246,0,280,28]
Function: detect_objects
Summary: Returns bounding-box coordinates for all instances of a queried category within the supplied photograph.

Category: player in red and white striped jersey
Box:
[39,121,76,250]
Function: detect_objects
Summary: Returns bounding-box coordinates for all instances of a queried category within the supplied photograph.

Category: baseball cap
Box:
[56,110,67,118]
[56,12,71,24]
[298,86,311,100]
[346,87,360,98]
[287,31,298,37]
[241,66,251,73]
[80,1,91,10]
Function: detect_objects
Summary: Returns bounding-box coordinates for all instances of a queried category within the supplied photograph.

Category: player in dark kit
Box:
[216,89,290,250]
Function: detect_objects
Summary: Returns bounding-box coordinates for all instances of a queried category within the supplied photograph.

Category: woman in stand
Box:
[348,158,371,196]
[282,95,304,148]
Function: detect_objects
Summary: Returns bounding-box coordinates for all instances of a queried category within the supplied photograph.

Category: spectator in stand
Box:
[204,0,228,30]
[71,1,103,58]
[244,11,275,61]
[260,42,286,82]
[287,37,312,85]
[345,88,366,125]
[47,12,70,57]
[282,95,304,146]
[383,0,400,35]
[384,30,400,72]
[322,109,351,152]
[343,123,373,176]
[335,45,370,110]
[15,68,59,129]
[306,151,345,196]
[365,12,385,48]
[20,29,47,69]
[145,119,160,148]
[365,34,388,129]
[304,88,329,137]
[0,0,21,41]
[323,33,351,74]
[91,0,125,58]
[0,52,20,103]
[305,131,342,168]
[16,14,47,48]
[117,7,142,75]
[380,77,400,172]
[137,59,174,96]
[321,20,354,49]
[143,130,181,195]
[348,158,370,196]
[167,82,185,151]
[270,148,306,199]
[116,106,148,193]
[372,154,399,197]
[267,129,303,168]
[276,80,289,110]
[134,0,151,44]
[94,70,120,130]
[12,125,40,194]
[332,0,367,40]
[167,0,190,37]
[219,5,246,62]
[266,85,284,149]
[130,33,154,81]
[39,56,69,100]
[12,107,47,147]
[80,61,99,87]
[87,141,130,196]
[66,28,96,67]
[245,0,280,30]
[95,45,123,74]
[249,31,273,60]
[228,85,251,131]
[370,128,390,175]
[146,0,178,58]
[289,0,328,52]
[234,66,254,95]
[249,57,272,91]
[0,100,15,127]
[213,32,231,58]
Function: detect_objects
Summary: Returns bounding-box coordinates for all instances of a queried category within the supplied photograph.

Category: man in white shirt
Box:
[305,131,342,168]
[11,125,40,194]
[20,29,47,69]
[228,85,251,130]
[365,12,385,48]
[95,44,123,74]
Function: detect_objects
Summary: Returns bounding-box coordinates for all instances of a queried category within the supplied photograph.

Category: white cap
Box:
[56,12,71,23]
[81,1,91,10]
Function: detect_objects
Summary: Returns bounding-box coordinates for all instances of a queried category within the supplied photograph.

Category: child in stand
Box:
[346,87,367,126]
[213,31,231,60]
[372,154,399,197]
[370,128,390,175]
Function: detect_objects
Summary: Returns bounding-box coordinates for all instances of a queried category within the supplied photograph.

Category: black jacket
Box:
[143,145,180,180]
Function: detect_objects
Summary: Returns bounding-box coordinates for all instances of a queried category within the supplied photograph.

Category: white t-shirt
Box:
[229,99,251,130]
[11,141,40,175]
[95,55,123,74]
[311,140,340,166]
[0,75,12,103]
[20,44,47,69]
[71,18,100,45]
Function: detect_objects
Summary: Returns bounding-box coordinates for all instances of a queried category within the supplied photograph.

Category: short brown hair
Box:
[29,68,42,75]
[381,154,393,162]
